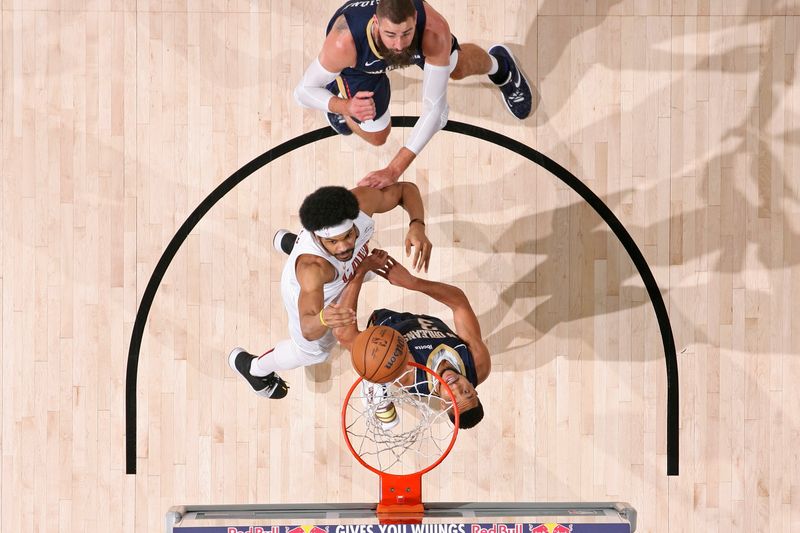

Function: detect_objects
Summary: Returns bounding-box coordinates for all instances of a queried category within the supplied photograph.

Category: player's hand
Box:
[346,91,376,122]
[357,167,400,189]
[405,223,431,272]
[356,248,390,275]
[321,303,356,328]
[373,255,417,289]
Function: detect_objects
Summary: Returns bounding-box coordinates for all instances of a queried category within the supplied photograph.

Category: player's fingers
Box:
[333,314,356,327]
[329,316,355,327]
[405,237,411,257]
[358,175,375,187]
[422,244,431,272]
[412,245,422,271]
[328,308,350,320]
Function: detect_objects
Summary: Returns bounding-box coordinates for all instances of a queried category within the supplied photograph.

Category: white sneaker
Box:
[361,381,399,430]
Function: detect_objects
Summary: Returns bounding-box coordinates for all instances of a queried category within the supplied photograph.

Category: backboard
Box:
[164,502,637,532]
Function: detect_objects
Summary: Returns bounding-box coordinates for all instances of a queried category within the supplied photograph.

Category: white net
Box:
[343,366,457,475]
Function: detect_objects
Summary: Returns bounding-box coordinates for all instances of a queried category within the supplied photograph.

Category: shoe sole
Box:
[326,113,353,136]
[490,44,533,120]
[272,229,293,255]
[228,347,248,375]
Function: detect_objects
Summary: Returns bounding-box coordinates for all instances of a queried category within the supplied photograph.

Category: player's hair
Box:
[376,0,416,24]
[299,186,360,233]
[449,400,484,429]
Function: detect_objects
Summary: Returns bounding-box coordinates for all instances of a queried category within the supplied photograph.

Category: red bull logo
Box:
[285,526,330,533]
[528,525,572,533]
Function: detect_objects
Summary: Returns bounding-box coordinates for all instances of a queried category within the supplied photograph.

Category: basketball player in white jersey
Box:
[228,184,431,399]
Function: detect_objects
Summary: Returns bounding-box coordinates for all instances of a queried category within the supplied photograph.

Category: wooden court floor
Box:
[2,1,800,531]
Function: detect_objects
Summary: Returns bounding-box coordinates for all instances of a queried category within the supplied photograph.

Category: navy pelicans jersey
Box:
[325,0,427,75]
[369,308,478,395]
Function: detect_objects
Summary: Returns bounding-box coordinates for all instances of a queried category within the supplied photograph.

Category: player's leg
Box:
[342,115,391,146]
[450,37,533,120]
[326,73,392,146]
[228,339,334,398]
[228,343,292,399]
[449,43,491,79]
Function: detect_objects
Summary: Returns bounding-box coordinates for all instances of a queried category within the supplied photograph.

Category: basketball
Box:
[351,326,409,383]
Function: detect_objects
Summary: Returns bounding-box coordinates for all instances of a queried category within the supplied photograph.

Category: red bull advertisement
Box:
[173,522,630,533]
[528,525,573,533]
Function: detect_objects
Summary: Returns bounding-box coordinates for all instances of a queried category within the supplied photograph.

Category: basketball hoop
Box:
[342,362,459,523]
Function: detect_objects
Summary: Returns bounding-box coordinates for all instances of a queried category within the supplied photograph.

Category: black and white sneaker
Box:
[488,44,533,120]
[228,347,289,399]
[326,111,353,136]
[272,229,297,255]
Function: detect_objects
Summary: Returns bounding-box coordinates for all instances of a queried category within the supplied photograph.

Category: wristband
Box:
[409,218,425,227]
[319,308,329,328]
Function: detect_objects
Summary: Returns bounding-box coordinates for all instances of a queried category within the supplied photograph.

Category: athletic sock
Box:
[488,55,499,75]
[488,53,512,85]
[250,348,275,377]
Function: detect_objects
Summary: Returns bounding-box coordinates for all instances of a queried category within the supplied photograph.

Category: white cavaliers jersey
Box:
[281,210,375,355]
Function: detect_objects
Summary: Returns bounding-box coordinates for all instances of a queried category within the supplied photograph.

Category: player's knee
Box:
[365,127,391,146]
[449,66,467,81]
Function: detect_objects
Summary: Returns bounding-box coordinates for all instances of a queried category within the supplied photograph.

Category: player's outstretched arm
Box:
[373,255,491,384]
[357,6,453,189]
[353,183,432,272]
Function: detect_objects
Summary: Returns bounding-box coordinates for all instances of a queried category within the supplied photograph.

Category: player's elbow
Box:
[362,126,391,146]
[449,67,467,81]
[299,322,323,342]
[447,286,470,309]
[366,131,390,146]
[425,100,449,130]
[293,84,307,108]
[398,180,420,199]
[440,102,450,126]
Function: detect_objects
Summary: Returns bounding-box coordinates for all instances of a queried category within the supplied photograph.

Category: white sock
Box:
[250,339,330,376]
[250,348,276,376]
[488,55,499,75]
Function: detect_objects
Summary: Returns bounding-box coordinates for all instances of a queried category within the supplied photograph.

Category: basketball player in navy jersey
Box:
[294,0,533,189]
[333,249,491,429]
[228,185,431,399]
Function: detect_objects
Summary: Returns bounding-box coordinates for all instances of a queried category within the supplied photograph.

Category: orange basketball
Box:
[351,325,409,383]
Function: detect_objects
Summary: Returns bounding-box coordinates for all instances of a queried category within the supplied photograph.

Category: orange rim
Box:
[341,361,460,477]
